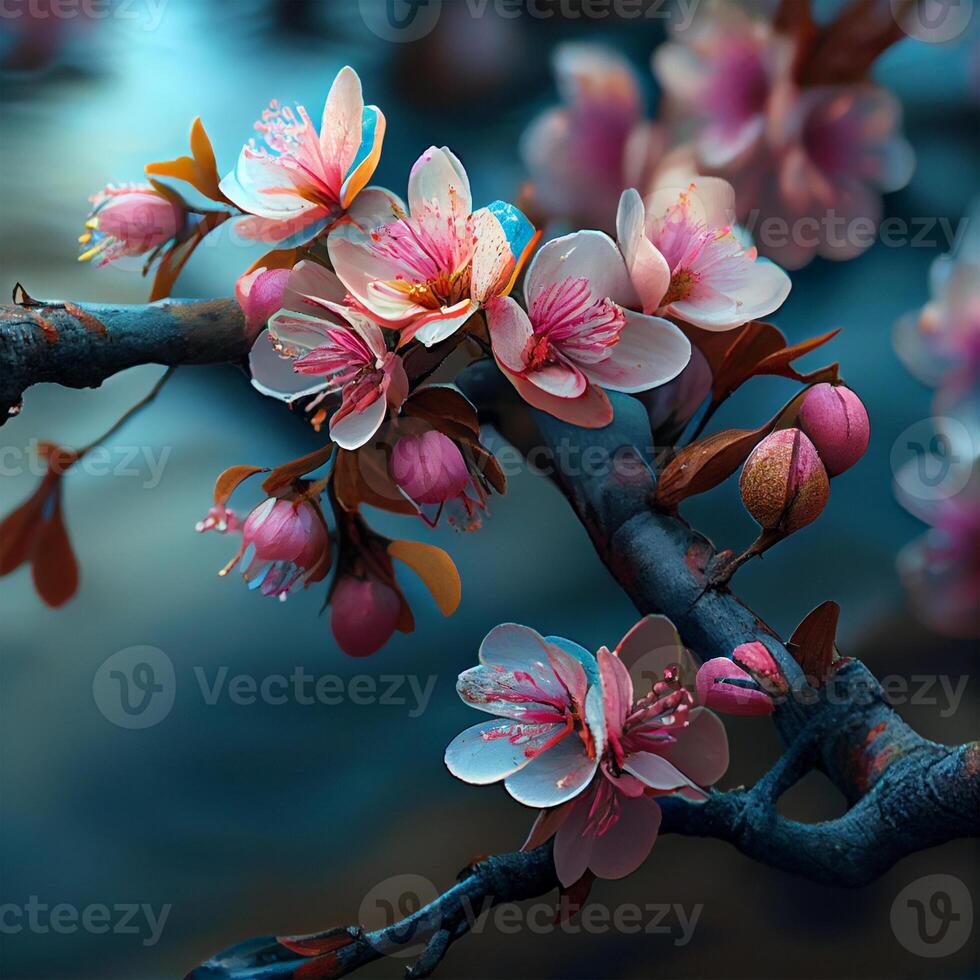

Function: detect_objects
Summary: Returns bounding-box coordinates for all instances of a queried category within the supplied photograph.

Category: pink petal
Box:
[526,230,637,310]
[408,146,472,220]
[284,260,348,313]
[248,330,328,402]
[504,733,600,808]
[410,300,478,347]
[655,706,729,786]
[525,361,588,399]
[522,803,574,851]
[445,718,562,785]
[587,793,661,880]
[479,623,557,676]
[553,793,595,887]
[598,648,633,741]
[501,363,613,428]
[219,152,313,220]
[328,392,387,451]
[580,310,691,393]
[487,296,534,372]
[622,751,703,793]
[321,66,363,181]
[616,189,670,314]
[471,208,515,303]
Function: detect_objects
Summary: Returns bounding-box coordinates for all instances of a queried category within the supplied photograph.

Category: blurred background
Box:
[0,1,977,977]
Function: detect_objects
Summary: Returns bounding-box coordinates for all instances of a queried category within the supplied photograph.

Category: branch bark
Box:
[0,294,245,421]
[3,297,976,977]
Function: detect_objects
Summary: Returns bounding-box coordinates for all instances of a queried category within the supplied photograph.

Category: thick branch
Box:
[0,295,245,421]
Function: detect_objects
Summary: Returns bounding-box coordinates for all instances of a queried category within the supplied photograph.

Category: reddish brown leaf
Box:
[213,465,268,506]
[31,492,78,608]
[402,385,481,441]
[262,445,334,495]
[245,247,300,275]
[0,482,48,575]
[788,600,841,685]
[333,447,416,516]
[655,389,811,509]
[468,443,507,495]
[277,927,361,958]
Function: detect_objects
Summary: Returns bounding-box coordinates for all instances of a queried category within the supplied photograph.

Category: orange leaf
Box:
[388,540,461,616]
[214,465,268,506]
[468,443,507,495]
[788,600,840,685]
[261,444,334,496]
[31,493,78,607]
[146,117,227,203]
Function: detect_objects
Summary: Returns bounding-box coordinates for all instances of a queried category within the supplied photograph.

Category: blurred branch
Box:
[3,297,976,976]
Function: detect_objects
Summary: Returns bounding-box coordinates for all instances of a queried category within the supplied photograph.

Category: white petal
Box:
[526,230,638,309]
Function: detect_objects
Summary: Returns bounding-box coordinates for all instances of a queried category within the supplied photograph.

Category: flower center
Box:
[663,268,697,305]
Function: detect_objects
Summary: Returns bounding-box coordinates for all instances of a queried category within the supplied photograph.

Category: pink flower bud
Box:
[695,658,774,716]
[81,184,184,264]
[798,383,870,476]
[390,431,471,505]
[236,267,291,341]
[331,574,402,658]
[233,498,329,598]
[739,429,829,534]
[732,641,788,694]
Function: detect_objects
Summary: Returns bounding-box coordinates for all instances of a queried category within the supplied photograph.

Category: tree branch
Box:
[0,293,246,421]
[3,298,975,977]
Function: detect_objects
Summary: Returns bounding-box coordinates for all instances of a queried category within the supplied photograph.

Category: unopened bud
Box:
[739,429,829,534]
[798,383,870,476]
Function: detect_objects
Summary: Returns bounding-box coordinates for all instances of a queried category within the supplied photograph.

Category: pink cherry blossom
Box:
[896,466,980,639]
[249,260,409,450]
[616,179,791,330]
[445,624,606,808]
[695,657,775,717]
[485,230,691,427]
[79,183,184,265]
[521,43,668,233]
[328,147,536,347]
[216,497,330,601]
[522,618,730,886]
[653,2,914,269]
[220,66,386,247]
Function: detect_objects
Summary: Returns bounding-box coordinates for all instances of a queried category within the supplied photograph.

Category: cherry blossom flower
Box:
[330,572,403,658]
[214,496,330,601]
[250,260,409,450]
[895,482,980,639]
[485,229,691,426]
[79,183,185,266]
[521,43,668,233]
[616,179,790,330]
[520,617,731,886]
[328,146,536,347]
[445,624,606,808]
[220,66,386,247]
[653,2,914,269]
